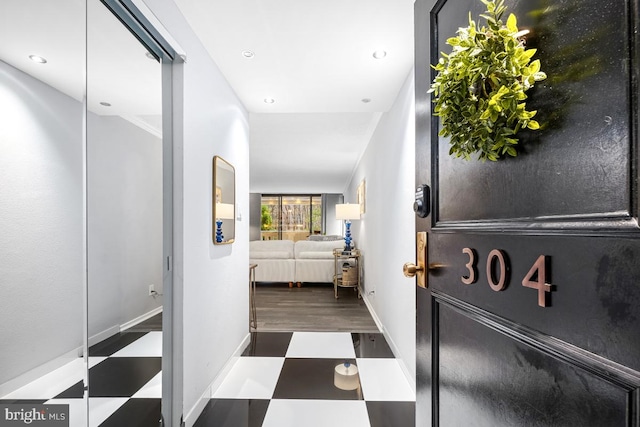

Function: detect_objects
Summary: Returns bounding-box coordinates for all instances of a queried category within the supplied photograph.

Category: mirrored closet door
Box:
[86,0,165,424]
[1,1,174,425]
[0,0,89,424]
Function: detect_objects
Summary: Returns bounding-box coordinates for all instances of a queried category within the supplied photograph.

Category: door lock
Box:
[413,185,430,218]
[403,232,445,288]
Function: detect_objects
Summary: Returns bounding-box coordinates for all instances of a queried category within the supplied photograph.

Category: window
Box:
[261,195,323,241]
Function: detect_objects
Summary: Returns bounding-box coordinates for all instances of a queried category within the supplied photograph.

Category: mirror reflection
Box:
[0,0,165,423]
[213,156,236,244]
[0,0,87,419]
[86,0,164,422]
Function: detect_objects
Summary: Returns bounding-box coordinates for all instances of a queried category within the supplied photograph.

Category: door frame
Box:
[93,1,185,425]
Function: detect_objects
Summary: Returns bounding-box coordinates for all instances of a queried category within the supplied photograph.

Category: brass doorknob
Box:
[403,262,424,278]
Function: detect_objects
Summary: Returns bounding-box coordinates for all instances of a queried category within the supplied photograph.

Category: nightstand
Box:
[333,248,361,299]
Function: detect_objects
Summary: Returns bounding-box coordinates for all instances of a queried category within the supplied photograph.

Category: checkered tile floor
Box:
[1,331,162,426]
[195,332,415,427]
[1,331,414,426]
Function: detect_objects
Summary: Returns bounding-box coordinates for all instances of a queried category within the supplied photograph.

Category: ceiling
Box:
[1,0,415,194]
[0,0,162,135]
[173,0,415,193]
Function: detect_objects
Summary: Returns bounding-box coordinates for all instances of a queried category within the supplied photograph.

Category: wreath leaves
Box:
[428,0,547,161]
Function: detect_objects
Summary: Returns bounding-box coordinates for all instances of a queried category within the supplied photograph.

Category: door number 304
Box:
[461,248,552,307]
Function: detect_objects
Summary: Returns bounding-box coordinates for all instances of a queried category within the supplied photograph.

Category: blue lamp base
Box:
[343,220,353,253]
[215,219,224,243]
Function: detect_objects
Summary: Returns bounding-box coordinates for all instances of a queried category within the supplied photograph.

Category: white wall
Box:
[345,69,416,385]
[143,0,251,424]
[0,60,84,386]
[87,114,163,339]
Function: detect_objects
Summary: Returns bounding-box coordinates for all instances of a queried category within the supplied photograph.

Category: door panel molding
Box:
[433,292,638,425]
[432,212,640,236]
[433,290,640,391]
[429,0,638,231]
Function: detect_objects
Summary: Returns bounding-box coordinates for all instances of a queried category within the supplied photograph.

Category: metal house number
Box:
[461,248,553,307]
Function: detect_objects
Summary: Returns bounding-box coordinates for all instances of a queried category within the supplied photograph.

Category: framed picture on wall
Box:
[357,179,366,214]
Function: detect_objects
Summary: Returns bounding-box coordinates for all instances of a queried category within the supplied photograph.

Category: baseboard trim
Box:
[3,307,164,399]
[88,325,121,348]
[360,294,416,394]
[360,293,383,332]
[0,347,82,398]
[379,326,416,394]
[120,306,163,332]
[87,306,163,348]
[183,333,251,427]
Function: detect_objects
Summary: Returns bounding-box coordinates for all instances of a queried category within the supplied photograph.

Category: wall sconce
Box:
[335,203,361,253]
[215,202,234,243]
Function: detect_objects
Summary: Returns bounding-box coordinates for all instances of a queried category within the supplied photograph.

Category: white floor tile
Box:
[212,357,284,399]
[262,399,371,427]
[44,398,87,427]
[88,397,128,427]
[110,332,162,357]
[131,372,162,398]
[2,358,85,400]
[356,358,415,401]
[285,332,356,359]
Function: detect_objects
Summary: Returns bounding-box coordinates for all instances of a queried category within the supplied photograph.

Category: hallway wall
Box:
[345,69,416,385]
[143,0,251,424]
[87,114,163,341]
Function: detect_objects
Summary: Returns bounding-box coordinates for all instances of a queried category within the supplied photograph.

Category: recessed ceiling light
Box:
[264,98,275,104]
[29,55,47,64]
[361,98,372,103]
[372,50,387,59]
[242,50,255,58]
[100,102,111,107]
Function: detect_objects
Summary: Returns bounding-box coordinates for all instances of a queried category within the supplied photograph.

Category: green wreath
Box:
[428,0,547,161]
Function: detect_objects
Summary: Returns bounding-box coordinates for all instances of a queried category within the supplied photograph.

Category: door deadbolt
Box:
[414,185,430,218]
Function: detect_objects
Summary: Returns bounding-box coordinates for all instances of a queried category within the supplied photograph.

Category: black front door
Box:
[414,0,640,425]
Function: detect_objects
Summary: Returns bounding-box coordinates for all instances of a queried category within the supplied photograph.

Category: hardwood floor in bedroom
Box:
[254,283,379,332]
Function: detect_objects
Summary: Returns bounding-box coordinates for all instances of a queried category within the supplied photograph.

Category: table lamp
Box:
[335,203,360,253]
[215,202,234,243]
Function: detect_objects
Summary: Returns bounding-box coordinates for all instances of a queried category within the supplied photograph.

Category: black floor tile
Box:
[89,332,147,357]
[89,357,161,397]
[242,332,293,357]
[99,398,161,427]
[54,380,85,398]
[194,399,269,427]
[273,358,362,400]
[366,401,415,427]
[352,333,395,358]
